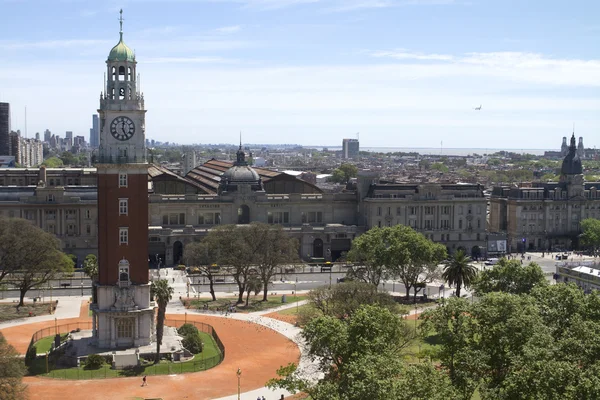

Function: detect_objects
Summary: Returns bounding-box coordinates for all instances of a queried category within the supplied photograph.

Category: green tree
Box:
[59,151,77,166]
[245,274,262,307]
[206,225,258,304]
[1,218,74,306]
[329,163,358,184]
[268,305,456,400]
[442,250,478,298]
[41,156,63,168]
[431,162,449,173]
[248,223,298,301]
[307,281,402,322]
[346,226,391,287]
[0,332,27,400]
[151,279,174,364]
[384,225,446,300]
[183,240,219,301]
[83,254,98,281]
[580,218,600,254]
[472,258,547,295]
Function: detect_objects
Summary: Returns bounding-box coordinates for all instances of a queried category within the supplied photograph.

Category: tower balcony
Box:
[95,154,146,164]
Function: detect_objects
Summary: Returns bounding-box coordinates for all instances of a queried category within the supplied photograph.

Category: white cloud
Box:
[215,25,242,34]
[0,39,110,50]
[371,49,454,61]
[144,56,239,63]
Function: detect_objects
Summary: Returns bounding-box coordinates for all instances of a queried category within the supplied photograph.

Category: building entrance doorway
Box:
[238,205,250,224]
[313,238,324,258]
[173,241,183,265]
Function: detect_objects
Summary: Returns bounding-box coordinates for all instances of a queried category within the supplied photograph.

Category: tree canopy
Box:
[580,218,600,253]
[0,332,27,400]
[347,225,446,299]
[421,284,600,400]
[329,163,358,184]
[268,304,457,400]
[0,218,74,305]
[471,257,547,295]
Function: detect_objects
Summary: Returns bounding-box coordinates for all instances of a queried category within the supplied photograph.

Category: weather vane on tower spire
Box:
[119,9,124,37]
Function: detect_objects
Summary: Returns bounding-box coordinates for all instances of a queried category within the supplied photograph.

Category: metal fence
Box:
[28,319,224,380]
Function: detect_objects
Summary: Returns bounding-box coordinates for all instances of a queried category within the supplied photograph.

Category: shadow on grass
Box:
[423,333,443,346]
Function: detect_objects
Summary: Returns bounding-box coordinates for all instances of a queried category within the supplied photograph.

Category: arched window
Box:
[119,87,125,100]
[118,66,126,81]
[128,85,132,100]
[112,66,116,81]
[128,67,132,81]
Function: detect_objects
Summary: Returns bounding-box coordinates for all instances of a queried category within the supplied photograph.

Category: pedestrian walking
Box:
[141,375,147,386]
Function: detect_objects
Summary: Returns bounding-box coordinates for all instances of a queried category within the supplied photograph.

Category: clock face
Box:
[110,116,135,141]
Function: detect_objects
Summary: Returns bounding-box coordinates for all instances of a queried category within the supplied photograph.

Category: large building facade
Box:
[91,13,154,349]
[489,134,599,253]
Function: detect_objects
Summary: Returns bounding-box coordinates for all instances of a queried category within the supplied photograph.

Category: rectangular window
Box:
[425,220,432,229]
[396,207,402,216]
[268,211,290,224]
[86,225,91,235]
[179,213,185,225]
[303,211,323,224]
[205,213,214,225]
[85,209,91,219]
[119,199,128,215]
[409,207,416,215]
[45,210,56,220]
[459,219,463,229]
[441,219,449,229]
[215,213,221,224]
[119,228,128,245]
[119,173,128,188]
[458,233,462,241]
[169,214,178,225]
[377,207,382,216]
[162,215,168,225]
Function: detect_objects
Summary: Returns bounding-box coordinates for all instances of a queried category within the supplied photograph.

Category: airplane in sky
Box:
[474,104,482,110]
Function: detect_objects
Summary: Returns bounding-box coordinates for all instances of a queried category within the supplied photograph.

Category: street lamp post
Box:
[236,367,242,400]
[54,317,58,336]
[294,283,298,314]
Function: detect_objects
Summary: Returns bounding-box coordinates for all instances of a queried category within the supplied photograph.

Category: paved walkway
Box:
[0,294,309,400]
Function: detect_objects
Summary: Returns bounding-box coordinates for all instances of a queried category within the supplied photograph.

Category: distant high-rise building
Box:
[90,114,99,147]
[44,129,51,142]
[561,136,568,157]
[9,130,21,164]
[74,135,86,149]
[342,138,359,159]
[65,131,73,150]
[19,137,43,167]
[578,137,585,158]
[0,103,10,156]
[35,132,40,141]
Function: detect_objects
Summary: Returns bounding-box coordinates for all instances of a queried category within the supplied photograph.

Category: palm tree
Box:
[151,279,174,364]
[442,250,478,298]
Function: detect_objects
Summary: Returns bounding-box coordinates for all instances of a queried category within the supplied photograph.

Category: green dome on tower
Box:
[107,9,135,62]
[108,34,135,62]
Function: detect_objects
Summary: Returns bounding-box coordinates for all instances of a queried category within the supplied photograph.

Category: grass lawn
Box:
[33,333,69,354]
[188,294,308,313]
[277,303,313,316]
[0,302,53,323]
[28,331,222,379]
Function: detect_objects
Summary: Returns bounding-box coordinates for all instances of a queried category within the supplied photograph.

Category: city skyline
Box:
[0,0,599,148]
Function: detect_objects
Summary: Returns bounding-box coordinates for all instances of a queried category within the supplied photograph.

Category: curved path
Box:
[0,297,305,400]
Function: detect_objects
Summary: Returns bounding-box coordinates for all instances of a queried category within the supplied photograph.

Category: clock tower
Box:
[92,9,154,349]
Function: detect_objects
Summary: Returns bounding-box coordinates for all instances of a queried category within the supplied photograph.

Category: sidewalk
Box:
[0,295,85,330]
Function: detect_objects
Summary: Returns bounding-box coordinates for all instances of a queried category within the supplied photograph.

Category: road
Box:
[2,252,585,301]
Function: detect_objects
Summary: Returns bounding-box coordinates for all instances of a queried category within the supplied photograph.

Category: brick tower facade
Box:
[91,10,154,349]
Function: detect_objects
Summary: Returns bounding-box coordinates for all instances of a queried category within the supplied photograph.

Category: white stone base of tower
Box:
[92,283,155,349]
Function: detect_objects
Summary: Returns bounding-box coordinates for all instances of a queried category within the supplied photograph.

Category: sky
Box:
[0,0,599,149]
